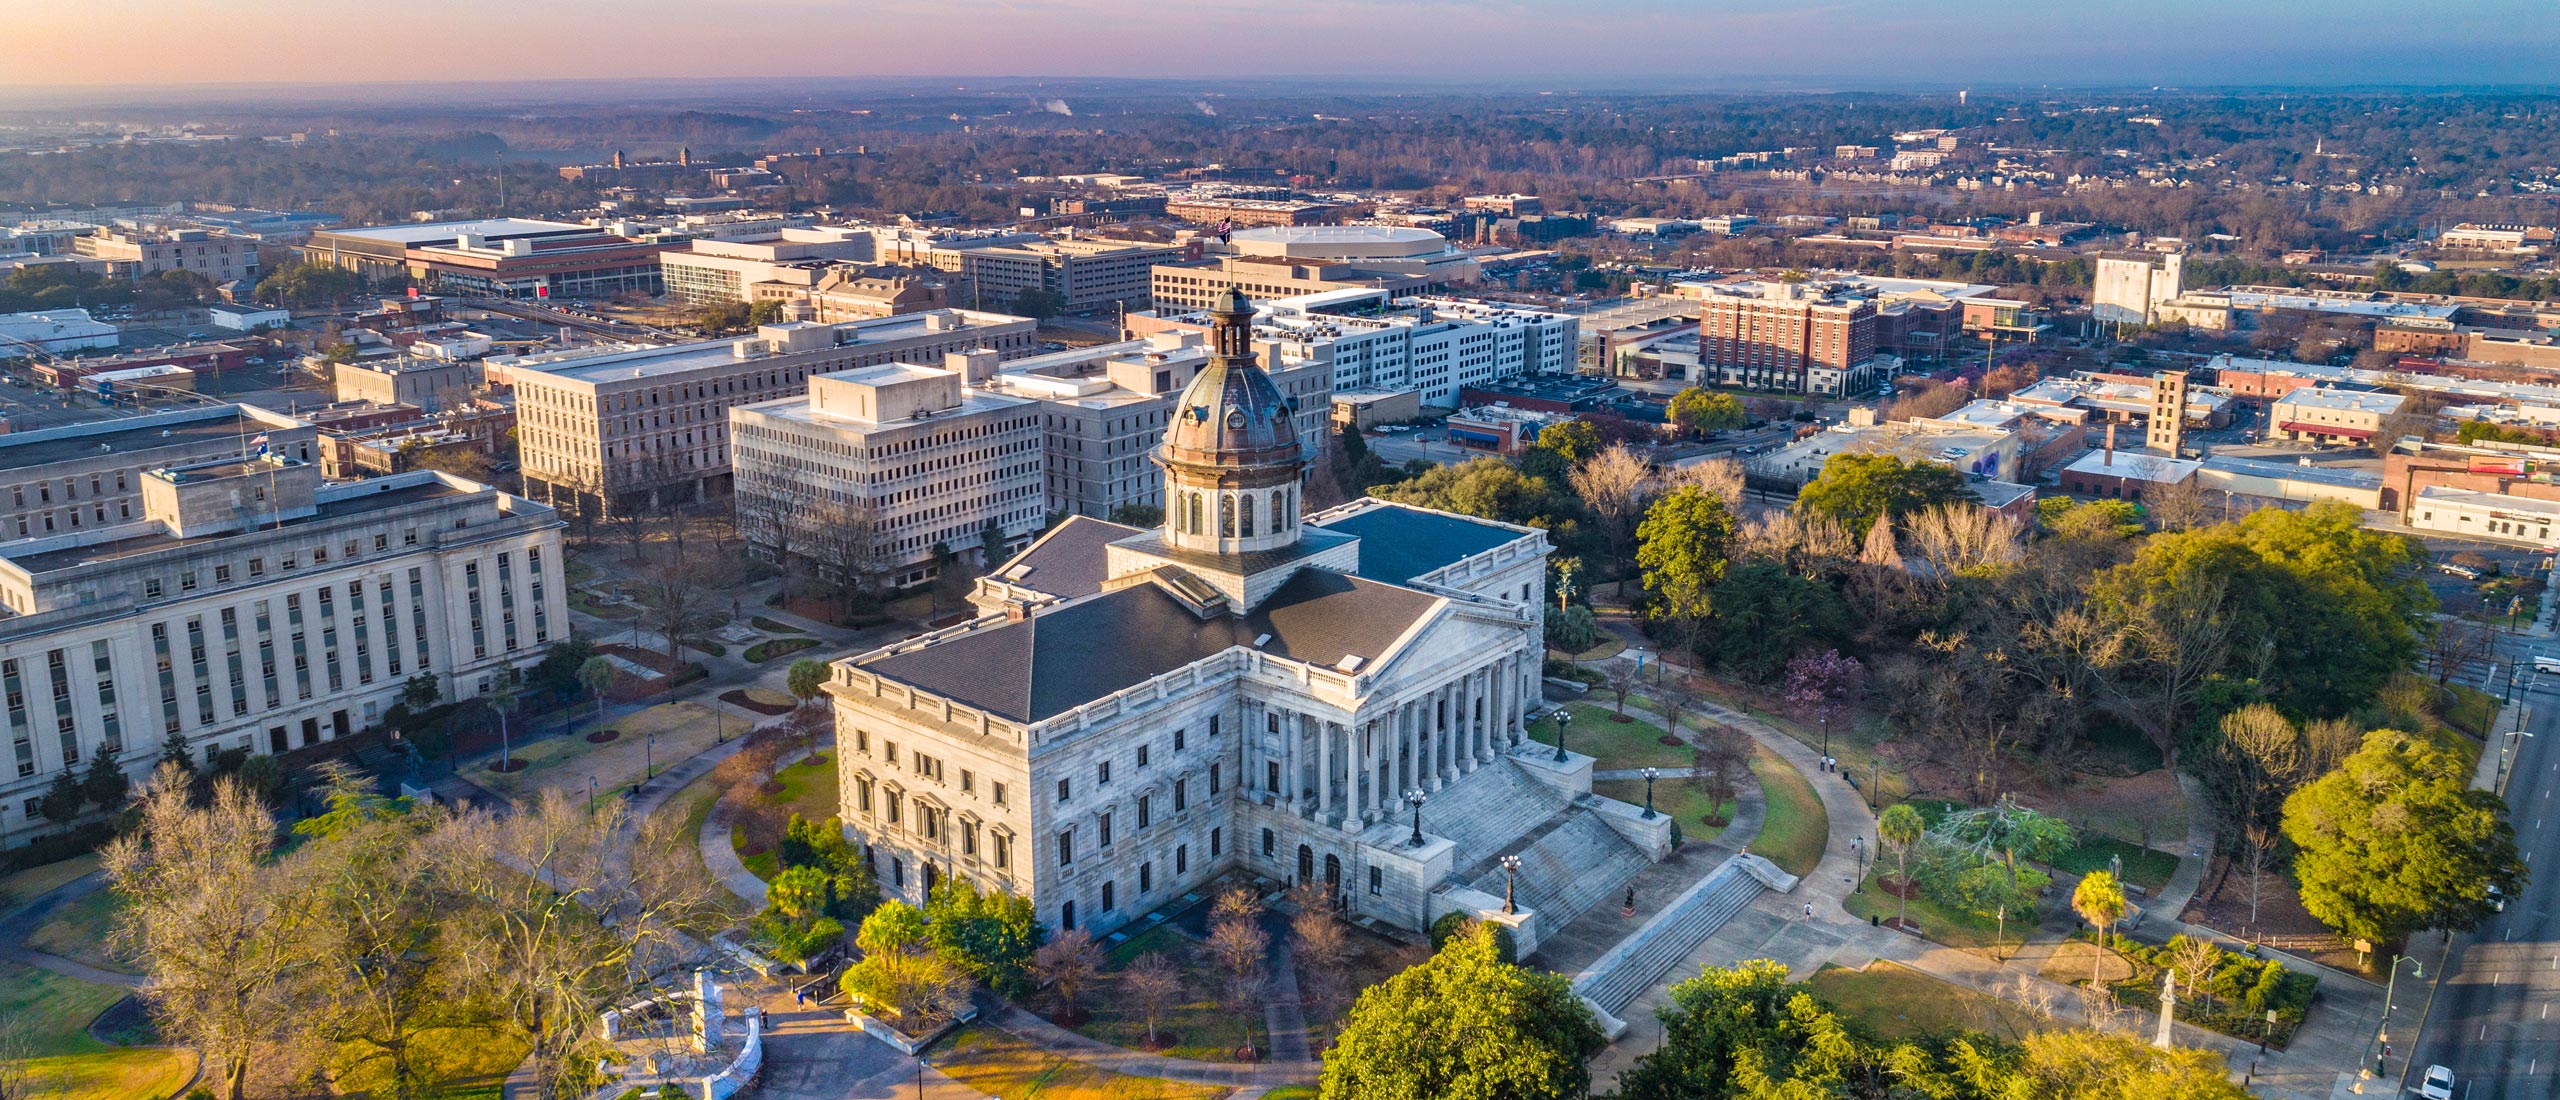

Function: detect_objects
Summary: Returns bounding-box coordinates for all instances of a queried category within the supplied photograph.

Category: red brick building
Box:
[1695,283,1879,396]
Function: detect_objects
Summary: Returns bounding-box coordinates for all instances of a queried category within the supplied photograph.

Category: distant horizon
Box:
[8,0,2556,97]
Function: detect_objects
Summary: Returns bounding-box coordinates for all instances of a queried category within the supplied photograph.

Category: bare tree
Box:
[1667,457,1745,510]
[1206,914,1270,980]
[1904,501,2024,577]
[421,791,718,1100]
[1656,681,1696,740]
[736,474,818,587]
[799,498,892,615]
[1032,928,1105,1021]
[1288,883,1352,1019]
[2168,936,2223,1013]
[1122,952,1185,1049]
[2302,716,2363,777]
[1691,725,1749,823]
[2143,477,2223,532]
[2204,704,2308,931]
[2101,574,2232,769]
[1737,510,1857,577]
[102,764,301,1100]
[2424,617,2496,689]
[636,542,740,668]
[1605,659,1641,716]
[1568,445,1653,597]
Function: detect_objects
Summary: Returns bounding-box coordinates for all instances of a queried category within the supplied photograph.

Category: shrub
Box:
[1426,912,1516,963]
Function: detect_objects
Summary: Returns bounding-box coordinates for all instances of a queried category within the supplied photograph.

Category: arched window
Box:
[1183,492,1200,533]
[1219,494,1235,538]
[1270,489,1286,530]
[1240,493,1256,537]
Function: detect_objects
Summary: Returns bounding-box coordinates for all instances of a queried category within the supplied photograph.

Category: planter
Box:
[489,758,529,773]
[586,729,622,744]
[845,1004,973,1055]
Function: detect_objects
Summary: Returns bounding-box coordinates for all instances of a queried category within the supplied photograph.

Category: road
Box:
[2404,624,2560,1098]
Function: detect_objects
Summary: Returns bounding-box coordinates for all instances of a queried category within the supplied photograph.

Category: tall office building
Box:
[1694,282,1881,397]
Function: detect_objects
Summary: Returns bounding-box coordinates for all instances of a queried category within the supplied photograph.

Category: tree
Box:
[576,655,616,721]
[156,727,197,778]
[2424,617,2495,689]
[1666,387,1746,438]
[637,540,740,667]
[103,765,300,1100]
[287,765,440,1100]
[2072,871,2129,986]
[1123,951,1184,1050]
[1878,802,1925,932]
[977,518,1009,569]
[1701,562,1851,682]
[1106,502,1165,527]
[1375,457,1580,534]
[36,770,81,826]
[1568,445,1653,597]
[79,749,128,810]
[423,792,719,1100]
[1205,913,1269,982]
[486,668,522,772]
[2284,729,2526,944]
[1691,725,1748,825]
[1793,453,1971,540]
[1031,927,1105,1020]
[1291,885,1353,1018]
[2203,704,2308,930]
[1604,659,1641,716]
[399,673,441,713]
[253,260,362,309]
[787,658,831,710]
[1318,922,1603,1100]
[1535,420,1603,464]
[2144,476,2223,532]
[923,877,1043,993]
[1634,485,1738,646]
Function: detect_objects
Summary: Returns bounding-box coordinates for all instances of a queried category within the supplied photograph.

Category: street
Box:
[2405,624,2560,1099]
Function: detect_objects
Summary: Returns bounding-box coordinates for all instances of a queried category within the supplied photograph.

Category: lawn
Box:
[0,852,98,915]
[929,1024,1234,1100]
[0,960,196,1100]
[2051,834,2179,894]
[732,754,841,882]
[1840,865,2012,951]
[1747,745,1827,878]
[1804,961,2045,1042]
[750,615,808,634]
[745,637,822,663]
[567,589,639,620]
[1526,702,1693,770]
[1593,778,1731,847]
[332,1020,530,1100]
[2446,684,2499,740]
[25,885,138,972]
[1547,636,1626,662]
[1072,924,1253,1062]
[473,700,727,803]
[1681,678,1916,807]
[644,762,757,920]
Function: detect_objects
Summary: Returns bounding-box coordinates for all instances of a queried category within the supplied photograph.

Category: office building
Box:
[2269,387,2406,446]
[1138,289,1574,409]
[729,354,1043,588]
[1694,281,1881,397]
[1152,226,1478,312]
[333,358,480,409]
[0,406,316,544]
[509,310,1037,516]
[658,227,876,305]
[1163,197,1356,228]
[943,238,1185,312]
[827,287,1685,953]
[0,456,564,846]
[2092,250,2185,326]
[300,219,671,298]
[73,228,260,283]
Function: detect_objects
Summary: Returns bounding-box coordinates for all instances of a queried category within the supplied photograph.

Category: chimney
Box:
[1005,600,1030,623]
[2104,422,2116,467]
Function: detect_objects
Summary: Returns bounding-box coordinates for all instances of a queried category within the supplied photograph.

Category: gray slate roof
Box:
[861,567,1440,723]
[1311,502,1526,585]
[994,516,1139,600]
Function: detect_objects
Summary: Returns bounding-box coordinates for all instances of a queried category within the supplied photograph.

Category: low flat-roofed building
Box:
[301,218,603,282]
[2270,387,2406,446]
[0,309,117,355]
[2056,447,2201,502]
[1447,406,1567,455]
[1749,421,2022,486]
[659,227,876,305]
[0,405,315,543]
[334,358,479,409]
[207,304,290,331]
[2195,454,2383,510]
[0,457,564,845]
[1330,389,1421,431]
[2409,485,2560,547]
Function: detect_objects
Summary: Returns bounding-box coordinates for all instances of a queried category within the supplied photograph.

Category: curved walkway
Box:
[977,992,1320,1090]
[0,871,143,989]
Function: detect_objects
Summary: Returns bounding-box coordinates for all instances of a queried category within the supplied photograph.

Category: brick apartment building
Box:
[1695,282,1880,396]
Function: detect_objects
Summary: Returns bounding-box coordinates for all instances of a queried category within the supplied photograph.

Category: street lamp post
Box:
[2359,955,2425,1090]
[2497,723,2535,797]
[1405,789,1429,849]
[1641,767,1659,819]
[1552,708,1573,763]
[1501,854,1522,914]
[1819,714,1831,767]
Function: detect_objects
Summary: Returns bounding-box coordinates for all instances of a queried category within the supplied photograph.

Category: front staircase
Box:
[1464,811,1651,932]
[1570,857,1773,1017]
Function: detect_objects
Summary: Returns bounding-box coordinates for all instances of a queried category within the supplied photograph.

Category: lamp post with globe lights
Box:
[1404,788,1429,848]
[1552,708,1572,763]
[1501,854,1523,914]
[1641,767,1660,819]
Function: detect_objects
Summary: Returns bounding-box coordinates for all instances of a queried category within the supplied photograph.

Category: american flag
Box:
[249,433,268,446]
[1214,218,1233,244]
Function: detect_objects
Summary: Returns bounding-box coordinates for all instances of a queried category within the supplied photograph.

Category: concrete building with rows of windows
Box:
[824,288,1681,959]
[729,351,1045,589]
[0,455,563,846]
[508,310,1038,518]
[0,406,317,544]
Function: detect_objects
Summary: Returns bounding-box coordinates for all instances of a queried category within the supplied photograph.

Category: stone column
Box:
[1280,707,1298,808]
[1400,701,1416,792]
[1357,720,1376,823]
[1316,714,1334,821]
[694,969,723,1052]
[1478,665,1498,761]
[1456,673,1479,775]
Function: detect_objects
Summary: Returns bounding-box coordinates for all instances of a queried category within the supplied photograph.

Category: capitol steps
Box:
[1571,860,1771,1017]
[1467,810,1652,933]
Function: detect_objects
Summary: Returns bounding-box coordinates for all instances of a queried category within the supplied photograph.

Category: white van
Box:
[2536,654,2560,674]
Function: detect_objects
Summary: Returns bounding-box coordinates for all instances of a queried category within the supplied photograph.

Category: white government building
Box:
[823,288,1673,954]
[0,423,564,844]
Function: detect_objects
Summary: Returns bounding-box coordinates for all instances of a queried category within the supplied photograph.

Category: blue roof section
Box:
[1312,502,1526,585]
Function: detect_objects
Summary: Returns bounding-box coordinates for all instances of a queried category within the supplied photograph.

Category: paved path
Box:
[979,992,1321,1089]
[0,871,143,989]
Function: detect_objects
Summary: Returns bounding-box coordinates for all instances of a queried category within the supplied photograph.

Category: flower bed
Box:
[2096,932,2316,1048]
[745,637,822,663]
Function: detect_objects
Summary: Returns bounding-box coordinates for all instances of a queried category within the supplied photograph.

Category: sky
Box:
[10,0,2558,91]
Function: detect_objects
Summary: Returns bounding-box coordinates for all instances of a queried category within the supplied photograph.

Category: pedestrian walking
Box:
[1803,901,1814,920]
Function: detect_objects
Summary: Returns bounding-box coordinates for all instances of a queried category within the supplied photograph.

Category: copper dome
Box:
[1162,289,1302,468]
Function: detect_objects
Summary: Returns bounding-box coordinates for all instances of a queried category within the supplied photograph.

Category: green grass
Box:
[745,637,822,662]
[0,960,196,1100]
[0,852,98,916]
[647,762,756,920]
[1072,925,1253,1062]
[1748,745,1827,878]
[25,886,137,972]
[333,1019,531,1100]
[930,1024,1233,1100]
[567,589,638,620]
[1805,961,2044,1041]
[1526,702,1693,770]
[562,558,598,585]
[1547,636,1626,662]
[682,638,728,658]
[1840,867,2010,951]
[751,615,808,634]
[1594,778,1731,847]
[2446,684,2499,739]
[1261,1089,1320,1100]
[732,755,840,883]
[2052,834,2179,893]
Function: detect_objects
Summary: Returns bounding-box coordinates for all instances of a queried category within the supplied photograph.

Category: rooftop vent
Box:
[1251,633,1272,648]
